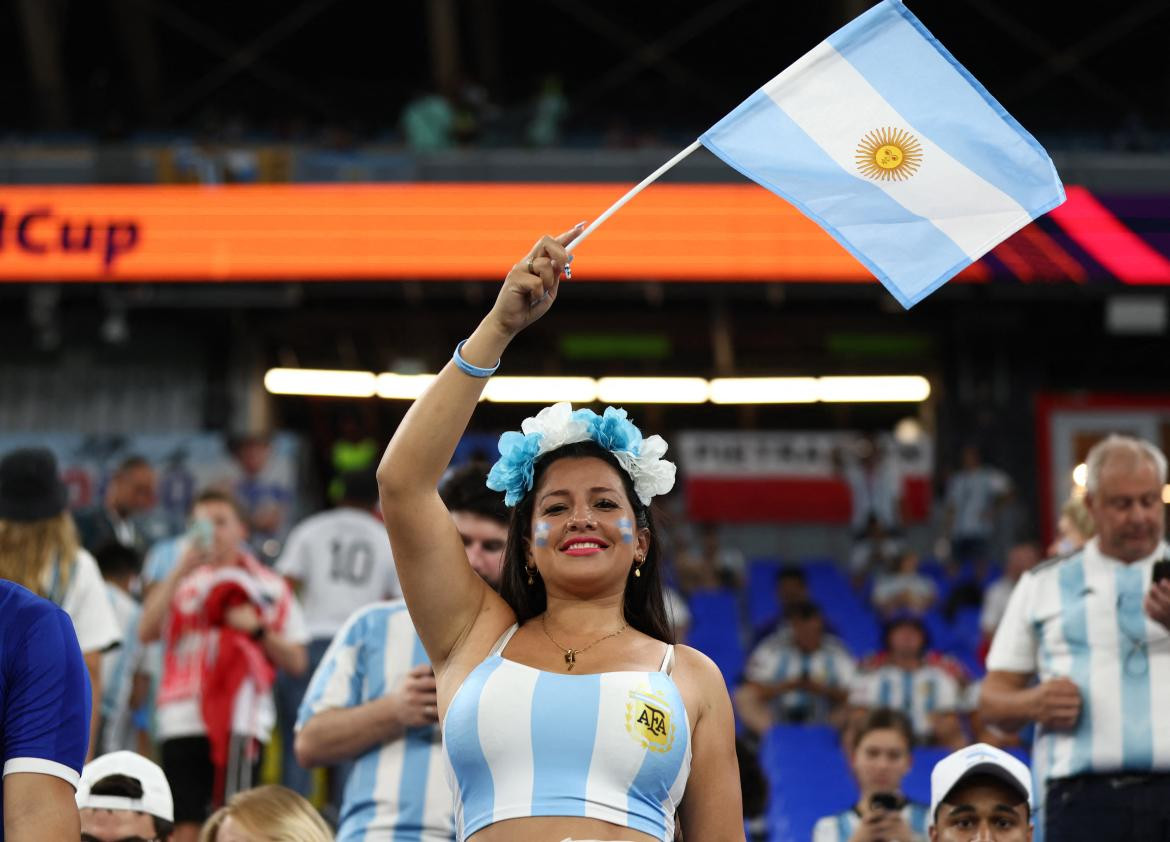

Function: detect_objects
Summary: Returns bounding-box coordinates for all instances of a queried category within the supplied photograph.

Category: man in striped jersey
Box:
[848,616,965,750]
[294,463,508,841]
[981,435,1170,842]
[735,601,856,734]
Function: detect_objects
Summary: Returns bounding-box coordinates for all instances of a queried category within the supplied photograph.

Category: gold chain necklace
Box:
[540,613,628,671]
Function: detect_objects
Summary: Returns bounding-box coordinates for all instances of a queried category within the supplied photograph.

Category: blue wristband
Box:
[453,339,500,378]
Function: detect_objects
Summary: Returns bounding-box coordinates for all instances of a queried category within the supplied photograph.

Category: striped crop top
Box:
[442,624,692,842]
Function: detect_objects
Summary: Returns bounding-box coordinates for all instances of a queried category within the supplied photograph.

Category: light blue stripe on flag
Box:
[699,0,1063,308]
[1058,557,1093,776]
[530,673,601,815]
[1115,564,1153,770]
[394,631,436,841]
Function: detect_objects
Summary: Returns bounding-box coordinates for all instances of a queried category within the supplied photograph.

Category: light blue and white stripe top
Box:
[987,538,1170,782]
[297,601,456,842]
[442,624,691,842]
[812,802,929,842]
[744,630,856,725]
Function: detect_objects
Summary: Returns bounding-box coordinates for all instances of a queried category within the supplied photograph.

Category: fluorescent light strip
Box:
[264,368,376,398]
[266,370,932,404]
[597,377,710,404]
[817,376,931,403]
[483,376,597,403]
[709,377,819,404]
[375,373,436,400]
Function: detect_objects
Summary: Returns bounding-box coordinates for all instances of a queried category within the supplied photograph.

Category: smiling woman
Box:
[376,227,745,842]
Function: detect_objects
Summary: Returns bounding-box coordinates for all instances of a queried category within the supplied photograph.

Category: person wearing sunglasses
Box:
[77,750,174,842]
[294,462,509,841]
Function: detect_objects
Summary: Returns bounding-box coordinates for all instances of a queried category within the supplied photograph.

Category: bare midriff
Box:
[467,816,658,842]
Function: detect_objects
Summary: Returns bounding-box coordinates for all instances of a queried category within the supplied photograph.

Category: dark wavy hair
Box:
[439,461,509,526]
[498,440,674,644]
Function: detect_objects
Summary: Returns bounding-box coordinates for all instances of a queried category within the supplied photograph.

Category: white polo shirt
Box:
[987,537,1170,782]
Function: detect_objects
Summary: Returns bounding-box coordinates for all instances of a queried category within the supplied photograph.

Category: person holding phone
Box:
[139,489,309,842]
[980,435,1170,842]
[813,708,928,842]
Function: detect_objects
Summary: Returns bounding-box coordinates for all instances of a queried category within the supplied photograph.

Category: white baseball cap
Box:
[929,743,1032,828]
[76,751,174,823]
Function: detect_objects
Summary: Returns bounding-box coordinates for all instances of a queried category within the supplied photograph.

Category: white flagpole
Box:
[565,139,702,255]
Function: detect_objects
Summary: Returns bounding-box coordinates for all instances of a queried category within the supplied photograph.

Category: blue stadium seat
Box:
[762,724,855,842]
[685,589,745,687]
[802,561,881,657]
[747,558,783,632]
[904,746,949,803]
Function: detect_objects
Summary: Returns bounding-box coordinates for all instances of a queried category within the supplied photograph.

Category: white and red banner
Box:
[677,431,932,523]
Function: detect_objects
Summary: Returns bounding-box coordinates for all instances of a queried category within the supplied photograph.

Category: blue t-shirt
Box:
[0,580,92,829]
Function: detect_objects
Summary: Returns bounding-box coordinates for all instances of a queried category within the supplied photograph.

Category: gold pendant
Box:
[565,649,577,670]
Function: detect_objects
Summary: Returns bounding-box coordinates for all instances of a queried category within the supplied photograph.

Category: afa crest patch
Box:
[626,687,675,753]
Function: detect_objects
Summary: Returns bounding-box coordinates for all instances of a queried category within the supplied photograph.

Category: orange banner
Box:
[0,184,988,283]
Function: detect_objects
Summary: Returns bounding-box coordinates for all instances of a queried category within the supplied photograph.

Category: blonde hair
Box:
[199,786,333,842]
[0,512,78,600]
[1061,495,1095,540]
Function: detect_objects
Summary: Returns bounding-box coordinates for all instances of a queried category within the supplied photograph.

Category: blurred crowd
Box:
[0,428,1160,842]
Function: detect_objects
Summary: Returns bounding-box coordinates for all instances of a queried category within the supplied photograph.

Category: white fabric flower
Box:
[520,402,591,454]
[614,435,677,505]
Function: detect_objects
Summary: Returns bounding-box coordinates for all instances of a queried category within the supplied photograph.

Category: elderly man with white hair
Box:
[979,434,1170,842]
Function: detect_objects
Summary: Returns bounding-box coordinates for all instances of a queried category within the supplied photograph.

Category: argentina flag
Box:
[699,0,1065,308]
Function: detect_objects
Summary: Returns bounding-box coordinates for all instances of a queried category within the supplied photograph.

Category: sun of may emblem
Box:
[625,687,675,754]
[855,127,923,182]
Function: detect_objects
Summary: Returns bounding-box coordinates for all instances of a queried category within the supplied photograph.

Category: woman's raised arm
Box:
[376,225,581,669]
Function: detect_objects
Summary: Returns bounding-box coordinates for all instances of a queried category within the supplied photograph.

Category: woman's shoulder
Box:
[671,644,728,698]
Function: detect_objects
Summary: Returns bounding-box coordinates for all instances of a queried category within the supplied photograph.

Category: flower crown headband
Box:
[485,402,677,507]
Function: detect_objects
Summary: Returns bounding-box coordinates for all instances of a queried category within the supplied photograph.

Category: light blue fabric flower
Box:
[583,406,643,456]
[486,430,544,506]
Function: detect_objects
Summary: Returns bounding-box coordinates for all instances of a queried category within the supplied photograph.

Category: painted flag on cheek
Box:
[699,0,1065,308]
